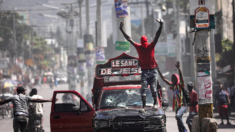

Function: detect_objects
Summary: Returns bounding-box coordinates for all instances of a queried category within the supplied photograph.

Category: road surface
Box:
[0,84,234,132]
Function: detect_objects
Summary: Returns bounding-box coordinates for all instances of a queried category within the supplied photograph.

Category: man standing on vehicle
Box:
[0,86,52,132]
[157,61,188,132]
[29,88,44,131]
[119,19,163,110]
[186,82,198,132]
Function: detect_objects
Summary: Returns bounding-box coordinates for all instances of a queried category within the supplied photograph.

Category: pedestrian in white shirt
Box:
[29,88,44,130]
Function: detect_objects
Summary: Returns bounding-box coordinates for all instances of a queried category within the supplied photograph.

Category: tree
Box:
[31,36,55,70]
[221,39,233,52]
[0,11,23,51]
[216,39,234,67]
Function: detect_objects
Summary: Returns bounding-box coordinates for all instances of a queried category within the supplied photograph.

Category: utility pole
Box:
[173,0,183,71]
[141,5,145,35]
[210,29,217,81]
[78,0,83,38]
[86,0,90,34]
[190,32,196,83]
[97,0,102,47]
[196,30,213,132]
[13,15,16,65]
[145,0,150,16]
[189,0,216,131]
[233,0,235,85]
[71,4,75,55]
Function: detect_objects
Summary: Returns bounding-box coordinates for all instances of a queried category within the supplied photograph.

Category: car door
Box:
[50,91,95,132]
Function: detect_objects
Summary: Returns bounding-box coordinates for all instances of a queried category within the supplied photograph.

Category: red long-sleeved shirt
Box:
[133,42,158,70]
[133,25,162,70]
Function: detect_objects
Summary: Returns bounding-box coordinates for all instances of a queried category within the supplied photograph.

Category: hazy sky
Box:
[0,0,148,39]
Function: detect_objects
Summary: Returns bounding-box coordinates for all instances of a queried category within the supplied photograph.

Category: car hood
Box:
[94,107,165,120]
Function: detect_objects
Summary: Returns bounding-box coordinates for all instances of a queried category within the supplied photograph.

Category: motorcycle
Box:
[34,115,43,132]
[49,83,54,89]
[25,114,44,132]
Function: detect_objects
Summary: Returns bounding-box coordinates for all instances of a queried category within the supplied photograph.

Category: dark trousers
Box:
[141,68,158,97]
[13,116,28,132]
[186,112,197,132]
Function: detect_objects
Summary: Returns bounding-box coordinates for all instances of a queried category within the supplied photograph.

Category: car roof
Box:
[102,85,141,91]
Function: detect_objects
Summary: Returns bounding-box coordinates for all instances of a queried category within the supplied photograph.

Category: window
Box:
[99,89,154,109]
[80,101,88,112]
[54,93,81,112]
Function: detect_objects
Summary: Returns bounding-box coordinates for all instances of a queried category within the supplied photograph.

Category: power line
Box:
[0,8,76,12]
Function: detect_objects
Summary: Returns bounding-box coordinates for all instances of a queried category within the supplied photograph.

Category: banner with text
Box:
[95,53,141,78]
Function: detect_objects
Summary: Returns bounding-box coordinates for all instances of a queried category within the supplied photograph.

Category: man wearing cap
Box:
[186,82,198,132]
[0,86,52,132]
[119,19,163,110]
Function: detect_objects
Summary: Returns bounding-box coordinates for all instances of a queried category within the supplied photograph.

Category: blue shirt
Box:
[217,91,228,106]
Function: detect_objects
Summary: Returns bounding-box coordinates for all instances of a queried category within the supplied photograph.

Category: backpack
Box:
[181,86,191,104]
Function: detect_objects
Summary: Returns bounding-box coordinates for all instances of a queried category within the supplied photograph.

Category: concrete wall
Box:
[217,0,234,41]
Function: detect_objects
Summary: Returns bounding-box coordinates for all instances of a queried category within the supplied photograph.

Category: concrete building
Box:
[215,0,233,41]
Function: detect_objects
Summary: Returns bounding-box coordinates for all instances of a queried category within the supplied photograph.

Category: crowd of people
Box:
[120,19,233,132]
[0,86,51,132]
[0,17,234,132]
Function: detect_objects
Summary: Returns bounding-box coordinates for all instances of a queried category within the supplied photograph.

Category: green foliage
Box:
[0,11,24,51]
[31,36,55,70]
[0,11,56,70]
[216,39,234,67]
[221,39,233,52]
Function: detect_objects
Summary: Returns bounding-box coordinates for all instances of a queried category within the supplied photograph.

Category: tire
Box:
[157,127,167,132]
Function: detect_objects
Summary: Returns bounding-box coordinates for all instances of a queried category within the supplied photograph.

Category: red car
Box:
[50,53,167,132]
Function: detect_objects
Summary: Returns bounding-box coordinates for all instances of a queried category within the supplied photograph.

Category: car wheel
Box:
[157,127,167,132]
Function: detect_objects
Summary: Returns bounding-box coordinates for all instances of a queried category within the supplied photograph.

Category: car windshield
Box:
[99,88,155,109]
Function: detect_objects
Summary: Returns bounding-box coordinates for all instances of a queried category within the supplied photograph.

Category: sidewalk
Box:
[165,110,235,132]
[213,111,235,129]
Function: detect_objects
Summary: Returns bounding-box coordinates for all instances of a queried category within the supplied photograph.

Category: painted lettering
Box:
[107,68,112,74]
[121,60,125,67]
[101,69,106,75]
[123,68,130,74]
[116,60,120,67]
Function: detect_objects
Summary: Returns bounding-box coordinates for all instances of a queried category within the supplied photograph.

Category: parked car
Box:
[56,75,68,83]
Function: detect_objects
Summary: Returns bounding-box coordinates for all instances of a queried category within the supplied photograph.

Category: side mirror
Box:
[162,101,169,107]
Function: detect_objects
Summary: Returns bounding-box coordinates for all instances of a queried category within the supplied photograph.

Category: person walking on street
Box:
[119,19,163,110]
[231,85,235,112]
[28,88,44,131]
[186,82,198,132]
[157,61,188,132]
[216,84,231,125]
[0,86,52,132]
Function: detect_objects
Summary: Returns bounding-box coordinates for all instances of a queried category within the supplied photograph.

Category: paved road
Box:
[0,84,234,132]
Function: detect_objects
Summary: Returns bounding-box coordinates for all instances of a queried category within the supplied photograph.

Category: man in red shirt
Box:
[186,82,198,132]
[119,19,163,109]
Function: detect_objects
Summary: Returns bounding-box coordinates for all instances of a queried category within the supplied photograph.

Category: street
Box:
[0,84,234,132]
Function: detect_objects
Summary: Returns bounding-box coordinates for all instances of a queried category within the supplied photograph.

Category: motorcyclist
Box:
[48,76,54,89]
[28,88,44,131]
